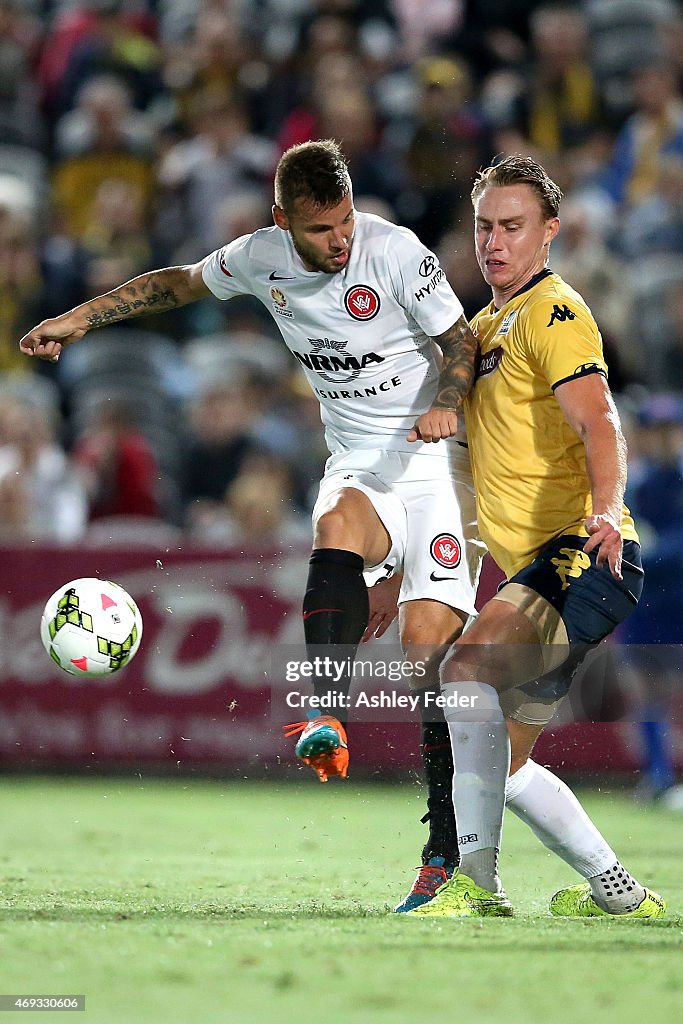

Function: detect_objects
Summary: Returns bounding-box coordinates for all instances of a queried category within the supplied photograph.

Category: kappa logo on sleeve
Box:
[547,304,576,327]
[219,252,232,277]
[344,285,380,321]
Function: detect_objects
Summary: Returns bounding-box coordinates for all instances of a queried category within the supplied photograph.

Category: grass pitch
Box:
[0,776,680,1024]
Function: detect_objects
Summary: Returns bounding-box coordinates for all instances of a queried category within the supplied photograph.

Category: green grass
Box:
[0,777,681,1024]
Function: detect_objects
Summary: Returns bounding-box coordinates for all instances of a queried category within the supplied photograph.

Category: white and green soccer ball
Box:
[40,577,143,678]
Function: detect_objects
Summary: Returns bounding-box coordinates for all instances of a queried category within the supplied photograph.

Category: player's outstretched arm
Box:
[19,260,212,363]
[407,313,477,442]
[554,373,627,580]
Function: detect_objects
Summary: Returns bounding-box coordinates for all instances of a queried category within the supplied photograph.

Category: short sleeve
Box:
[385,226,463,337]
[201,234,252,300]
[522,297,607,390]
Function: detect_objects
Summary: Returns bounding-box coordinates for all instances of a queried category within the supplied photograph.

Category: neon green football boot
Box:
[406,873,513,918]
[550,883,666,919]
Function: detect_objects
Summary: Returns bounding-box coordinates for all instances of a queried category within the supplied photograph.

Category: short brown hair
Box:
[471,155,563,219]
[274,139,351,214]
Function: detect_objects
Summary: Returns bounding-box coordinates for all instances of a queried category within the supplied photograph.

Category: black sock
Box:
[302,548,369,724]
[417,691,458,867]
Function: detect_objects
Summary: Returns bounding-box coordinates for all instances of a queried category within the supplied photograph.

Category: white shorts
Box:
[312,446,485,617]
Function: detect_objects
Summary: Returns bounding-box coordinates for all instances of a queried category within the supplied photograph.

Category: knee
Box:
[313,507,353,548]
[439,640,492,685]
[400,607,467,650]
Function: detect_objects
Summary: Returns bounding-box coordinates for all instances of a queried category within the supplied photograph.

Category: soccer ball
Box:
[40,578,143,678]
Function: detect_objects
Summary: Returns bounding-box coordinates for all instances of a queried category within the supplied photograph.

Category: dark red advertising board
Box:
[0,545,669,776]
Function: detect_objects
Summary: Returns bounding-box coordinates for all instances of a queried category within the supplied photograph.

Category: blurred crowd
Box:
[0,0,683,549]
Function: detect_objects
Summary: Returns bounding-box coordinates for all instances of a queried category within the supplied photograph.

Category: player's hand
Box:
[583,513,623,580]
[19,317,87,363]
[407,407,459,443]
[362,572,402,642]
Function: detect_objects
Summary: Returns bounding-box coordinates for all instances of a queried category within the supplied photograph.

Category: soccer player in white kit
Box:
[20,141,481,909]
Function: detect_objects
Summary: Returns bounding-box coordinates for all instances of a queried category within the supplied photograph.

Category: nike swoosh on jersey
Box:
[429,572,456,582]
[269,271,296,280]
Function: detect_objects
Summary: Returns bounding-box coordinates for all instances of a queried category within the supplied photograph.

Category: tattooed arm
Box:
[19,260,212,362]
[407,313,477,443]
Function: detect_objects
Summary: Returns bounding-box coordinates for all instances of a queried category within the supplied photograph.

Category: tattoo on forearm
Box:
[433,314,477,411]
[84,275,181,329]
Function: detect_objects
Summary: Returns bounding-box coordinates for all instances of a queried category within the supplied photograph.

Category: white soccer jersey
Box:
[201,212,465,455]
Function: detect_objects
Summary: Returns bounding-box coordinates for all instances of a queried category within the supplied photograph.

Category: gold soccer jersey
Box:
[465,270,637,579]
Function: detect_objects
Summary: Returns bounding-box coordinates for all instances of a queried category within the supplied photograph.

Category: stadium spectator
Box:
[599,60,683,208]
[0,0,45,149]
[52,74,155,239]
[390,0,463,63]
[39,0,162,123]
[621,392,683,803]
[80,177,152,296]
[0,203,82,376]
[276,51,370,153]
[261,7,362,146]
[156,90,276,254]
[443,0,540,81]
[180,376,264,533]
[0,206,46,374]
[71,396,162,520]
[586,0,679,129]
[0,394,87,543]
[549,196,636,388]
[512,4,603,158]
[628,393,683,537]
[621,155,683,259]
[189,449,310,548]
[159,5,257,130]
[399,55,492,247]
[315,90,401,208]
[661,279,683,388]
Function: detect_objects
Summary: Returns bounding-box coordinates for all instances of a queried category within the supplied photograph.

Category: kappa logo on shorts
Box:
[344,285,380,321]
[551,548,591,590]
[430,533,462,568]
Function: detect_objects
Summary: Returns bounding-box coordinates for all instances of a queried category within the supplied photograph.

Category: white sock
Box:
[442,680,510,892]
[505,759,618,877]
[505,759,647,910]
[586,862,646,914]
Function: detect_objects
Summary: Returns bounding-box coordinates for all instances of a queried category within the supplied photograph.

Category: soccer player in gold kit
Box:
[409,156,665,919]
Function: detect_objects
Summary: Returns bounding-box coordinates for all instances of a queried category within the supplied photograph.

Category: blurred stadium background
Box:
[1,3,683,1022]
[1,0,682,790]
[0,2,682,802]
